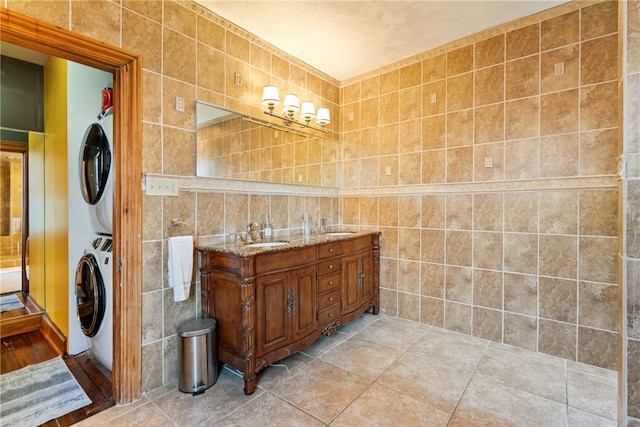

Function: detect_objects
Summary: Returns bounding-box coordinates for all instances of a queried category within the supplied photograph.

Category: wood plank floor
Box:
[1,330,115,426]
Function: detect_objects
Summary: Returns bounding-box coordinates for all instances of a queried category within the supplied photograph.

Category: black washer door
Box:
[75,253,106,337]
[79,122,111,205]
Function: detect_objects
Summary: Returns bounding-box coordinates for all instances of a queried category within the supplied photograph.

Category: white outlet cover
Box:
[146,177,179,196]
[176,97,185,112]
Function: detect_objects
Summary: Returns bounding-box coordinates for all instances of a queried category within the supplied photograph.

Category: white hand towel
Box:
[168,235,194,302]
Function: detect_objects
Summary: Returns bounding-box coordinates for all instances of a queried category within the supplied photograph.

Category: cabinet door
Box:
[291,265,317,341]
[342,250,374,315]
[256,272,290,357]
[342,253,361,314]
[360,249,374,303]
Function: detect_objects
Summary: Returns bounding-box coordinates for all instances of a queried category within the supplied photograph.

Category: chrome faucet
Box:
[320,217,331,234]
[247,222,261,243]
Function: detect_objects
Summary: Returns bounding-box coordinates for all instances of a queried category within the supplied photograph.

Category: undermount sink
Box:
[324,231,355,236]
[244,241,289,248]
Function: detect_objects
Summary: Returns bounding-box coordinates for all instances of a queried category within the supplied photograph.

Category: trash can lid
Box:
[177,318,217,337]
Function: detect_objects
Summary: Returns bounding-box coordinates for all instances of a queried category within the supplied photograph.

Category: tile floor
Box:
[76,314,617,426]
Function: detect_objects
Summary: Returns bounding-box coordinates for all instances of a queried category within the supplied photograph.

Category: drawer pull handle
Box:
[329,248,334,252]
[328,281,333,285]
[328,264,333,269]
[328,312,333,318]
[328,297,334,302]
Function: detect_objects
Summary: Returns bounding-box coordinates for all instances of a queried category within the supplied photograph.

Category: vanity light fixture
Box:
[261,85,330,133]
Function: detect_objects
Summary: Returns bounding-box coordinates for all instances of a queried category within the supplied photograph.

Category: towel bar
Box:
[166,219,194,238]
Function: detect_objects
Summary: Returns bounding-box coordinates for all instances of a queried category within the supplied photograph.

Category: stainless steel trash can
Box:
[177,317,218,395]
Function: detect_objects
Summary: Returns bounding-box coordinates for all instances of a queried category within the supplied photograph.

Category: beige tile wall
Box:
[620,0,640,424]
[340,0,619,370]
[130,0,342,391]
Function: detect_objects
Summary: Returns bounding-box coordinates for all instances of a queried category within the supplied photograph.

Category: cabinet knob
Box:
[328,248,334,252]
[328,281,333,285]
[328,264,333,269]
[328,297,334,302]
[328,312,333,318]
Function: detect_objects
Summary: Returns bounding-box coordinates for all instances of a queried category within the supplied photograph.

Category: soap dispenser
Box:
[263,216,272,241]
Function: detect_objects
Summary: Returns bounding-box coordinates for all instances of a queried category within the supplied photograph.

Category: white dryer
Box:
[79,108,113,235]
[75,234,113,371]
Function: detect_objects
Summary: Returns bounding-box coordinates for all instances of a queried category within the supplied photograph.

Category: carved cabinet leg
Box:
[372,240,380,315]
[241,277,257,395]
[243,374,257,395]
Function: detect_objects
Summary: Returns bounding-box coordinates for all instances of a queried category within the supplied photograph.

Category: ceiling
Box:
[195,0,568,81]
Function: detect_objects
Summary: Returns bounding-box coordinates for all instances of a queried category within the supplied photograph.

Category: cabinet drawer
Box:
[255,246,316,274]
[318,273,341,293]
[318,242,342,259]
[342,235,372,253]
[318,304,340,325]
[201,252,242,271]
[318,259,341,276]
[318,288,341,310]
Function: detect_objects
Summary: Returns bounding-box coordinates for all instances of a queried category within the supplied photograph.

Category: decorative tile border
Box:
[339,175,617,196]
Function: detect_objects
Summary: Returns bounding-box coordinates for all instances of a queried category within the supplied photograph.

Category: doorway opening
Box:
[0,142,28,295]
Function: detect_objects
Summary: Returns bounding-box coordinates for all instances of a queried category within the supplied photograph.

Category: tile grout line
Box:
[324,322,435,425]
[445,338,492,424]
[254,315,388,424]
[149,398,180,426]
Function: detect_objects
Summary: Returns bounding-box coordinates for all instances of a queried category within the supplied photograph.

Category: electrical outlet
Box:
[430,93,437,104]
[348,111,354,122]
[234,72,242,86]
[554,62,565,76]
[385,165,392,176]
[175,97,184,112]
[484,156,493,168]
[146,177,179,196]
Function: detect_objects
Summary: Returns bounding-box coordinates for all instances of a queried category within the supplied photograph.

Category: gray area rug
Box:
[0,294,24,313]
[0,356,92,427]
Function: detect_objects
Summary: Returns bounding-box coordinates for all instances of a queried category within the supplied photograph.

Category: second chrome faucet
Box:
[246,222,261,243]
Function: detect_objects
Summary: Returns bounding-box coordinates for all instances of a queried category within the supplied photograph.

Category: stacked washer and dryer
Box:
[74,106,114,372]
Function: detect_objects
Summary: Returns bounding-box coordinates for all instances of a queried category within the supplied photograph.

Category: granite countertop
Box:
[199,230,380,256]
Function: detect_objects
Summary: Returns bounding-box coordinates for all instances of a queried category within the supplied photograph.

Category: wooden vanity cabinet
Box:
[199,232,380,395]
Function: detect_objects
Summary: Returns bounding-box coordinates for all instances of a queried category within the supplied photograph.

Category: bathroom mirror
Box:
[196,101,339,187]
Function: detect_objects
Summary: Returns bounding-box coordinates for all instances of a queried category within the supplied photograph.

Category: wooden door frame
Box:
[0,8,142,403]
